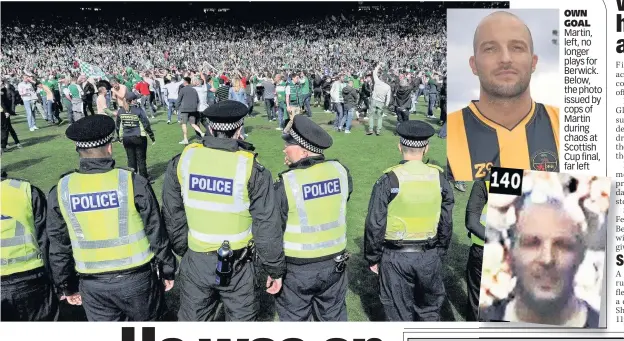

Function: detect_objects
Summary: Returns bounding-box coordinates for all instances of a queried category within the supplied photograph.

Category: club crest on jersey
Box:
[531,150,558,172]
[70,191,120,213]
[302,178,341,200]
[189,174,234,196]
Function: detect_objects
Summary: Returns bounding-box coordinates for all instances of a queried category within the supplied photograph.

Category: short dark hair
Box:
[212,129,237,139]
[183,77,191,84]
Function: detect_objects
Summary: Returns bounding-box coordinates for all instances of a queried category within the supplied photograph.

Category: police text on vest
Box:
[189,174,234,196]
[302,178,341,200]
[70,191,120,213]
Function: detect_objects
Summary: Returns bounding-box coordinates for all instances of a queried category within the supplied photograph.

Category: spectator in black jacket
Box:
[439,74,447,125]
[175,77,202,144]
[358,75,372,118]
[1,87,21,152]
[394,78,414,130]
[82,78,96,116]
[321,76,332,112]
[3,81,18,114]
[340,80,359,133]
[312,74,323,107]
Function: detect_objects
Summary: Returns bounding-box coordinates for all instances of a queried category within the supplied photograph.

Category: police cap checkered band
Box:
[75,132,115,149]
[400,137,429,148]
[209,117,245,131]
[290,129,324,154]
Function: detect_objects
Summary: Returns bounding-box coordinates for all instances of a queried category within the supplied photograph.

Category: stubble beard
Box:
[478,69,531,101]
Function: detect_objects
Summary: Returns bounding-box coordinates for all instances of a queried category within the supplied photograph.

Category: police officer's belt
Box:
[383,240,434,252]
[79,261,153,279]
[208,248,246,259]
[0,266,46,283]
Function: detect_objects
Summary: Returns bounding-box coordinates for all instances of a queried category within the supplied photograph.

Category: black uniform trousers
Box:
[465,244,483,321]
[79,265,165,321]
[379,247,445,321]
[178,249,257,321]
[123,136,149,179]
[275,258,347,321]
[1,269,59,321]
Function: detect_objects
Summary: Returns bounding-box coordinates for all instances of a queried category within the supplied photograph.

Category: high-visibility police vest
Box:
[282,161,348,259]
[177,143,254,252]
[1,179,44,276]
[472,181,489,246]
[118,106,147,138]
[57,169,154,274]
[384,161,442,241]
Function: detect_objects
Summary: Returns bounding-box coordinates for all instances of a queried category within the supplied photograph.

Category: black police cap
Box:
[65,115,116,149]
[202,100,248,131]
[396,120,435,148]
[282,115,332,154]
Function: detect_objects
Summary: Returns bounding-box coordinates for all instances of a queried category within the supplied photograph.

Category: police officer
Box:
[161,100,285,321]
[46,115,177,321]
[274,115,353,321]
[116,91,155,181]
[364,120,454,321]
[465,180,487,321]
[1,170,59,321]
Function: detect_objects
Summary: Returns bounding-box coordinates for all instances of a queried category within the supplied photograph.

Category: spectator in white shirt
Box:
[164,77,184,124]
[330,78,345,129]
[367,63,392,136]
[192,77,210,139]
[18,75,38,131]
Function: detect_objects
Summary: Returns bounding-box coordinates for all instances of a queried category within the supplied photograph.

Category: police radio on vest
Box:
[70,191,120,213]
[189,174,234,196]
[302,178,341,200]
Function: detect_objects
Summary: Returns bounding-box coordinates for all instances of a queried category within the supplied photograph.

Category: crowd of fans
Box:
[1,5,453,150]
[1,2,511,152]
[1,6,446,79]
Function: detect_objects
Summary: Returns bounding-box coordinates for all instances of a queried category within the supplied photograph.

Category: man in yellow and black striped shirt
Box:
[447,11,559,181]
